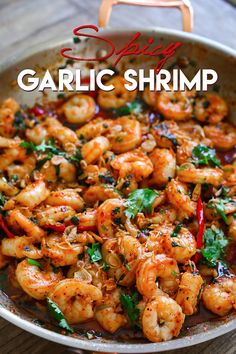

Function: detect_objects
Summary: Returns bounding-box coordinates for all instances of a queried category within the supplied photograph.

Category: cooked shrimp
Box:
[16,259,62,300]
[45,117,78,150]
[45,189,84,212]
[107,117,142,153]
[63,94,96,124]
[95,288,127,333]
[76,118,113,140]
[1,236,43,259]
[81,136,110,164]
[142,295,185,342]
[166,179,196,219]
[194,93,228,124]
[9,209,45,242]
[143,86,159,107]
[98,76,137,109]
[0,177,18,196]
[136,254,179,297]
[83,185,121,206]
[48,279,102,324]
[15,180,50,209]
[228,215,236,240]
[149,148,176,186]
[177,166,223,187]
[156,89,193,120]
[75,210,97,231]
[202,276,236,316]
[41,233,84,266]
[146,224,197,263]
[26,124,47,145]
[111,150,153,181]
[204,122,236,150]
[176,272,203,315]
[97,199,124,238]
[36,206,76,226]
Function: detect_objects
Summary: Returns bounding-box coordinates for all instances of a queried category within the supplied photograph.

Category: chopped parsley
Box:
[20,138,65,156]
[47,298,74,334]
[191,144,221,168]
[71,215,80,225]
[111,99,143,117]
[124,188,158,219]
[120,292,140,327]
[201,227,228,267]
[207,198,235,225]
[87,243,102,263]
[171,223,182,237]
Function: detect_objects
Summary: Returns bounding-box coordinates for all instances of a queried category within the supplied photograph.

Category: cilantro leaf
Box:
[20,139,65,157]
[207,198,236,225]
[192,144,221,168]
[124,188,158,219]
[47,298,74,333]
[120,292,140,327]
[201,227,228,267]
[111,99,143,117]
[87,243,102,263]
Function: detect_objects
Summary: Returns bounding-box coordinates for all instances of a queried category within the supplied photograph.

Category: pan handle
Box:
[98,0,193,32]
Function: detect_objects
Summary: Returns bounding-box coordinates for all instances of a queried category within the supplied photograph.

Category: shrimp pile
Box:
[0,76,236,343]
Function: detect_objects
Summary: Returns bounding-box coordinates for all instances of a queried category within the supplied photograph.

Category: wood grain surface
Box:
[0,0,236,353]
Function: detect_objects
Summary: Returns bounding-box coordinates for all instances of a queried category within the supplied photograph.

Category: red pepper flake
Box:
[44,224,66,233]
[0,216,15,238]
[193,196,205,264]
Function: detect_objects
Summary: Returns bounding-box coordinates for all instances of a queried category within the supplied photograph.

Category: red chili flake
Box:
[30,106,46,116]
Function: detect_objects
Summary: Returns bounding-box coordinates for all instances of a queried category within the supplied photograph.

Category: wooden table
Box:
[0,0,236,353]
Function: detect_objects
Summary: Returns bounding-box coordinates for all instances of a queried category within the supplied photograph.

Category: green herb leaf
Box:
[71,215,80,225]
[20,139,65,157]
[0,193,5,207]
[111,99,143,117]
[124,188,158,219]
[171,223,182,237]
[207,198,236,225]
[47,298,74,333]
[191,144,221,168]
[27,258,42,268]
[201,227,228,267]
[87,243,102,263]
[120,292,140,327]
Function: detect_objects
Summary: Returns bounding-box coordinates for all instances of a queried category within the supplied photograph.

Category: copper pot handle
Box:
[98,0,193,32]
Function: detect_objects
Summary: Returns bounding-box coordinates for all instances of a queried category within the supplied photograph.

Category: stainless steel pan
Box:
[0,0,236,352]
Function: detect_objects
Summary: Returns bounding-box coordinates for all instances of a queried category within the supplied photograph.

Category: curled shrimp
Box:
[156,89,193,121]
[1,236,43,259]
[76,118,113,140]
[136,254,179,298]
[146,224,197,263]
[142,295,185,342]
[45,117,78,151]
[9,209,45,242]
[194,93,228,124]
[36,206,76,226]
[63,94,96,124]
[48,279,102,324]
[148,148,176,186]
[107,117,142,153]
[111,150,153,181]
[26,124,48,145]
[0,247,9,269]
[204,122,236,150]
[81,136,110,164]
[97,76,137,109]
[97,198,124,238]
[41,232,84,266]
[177,166,223,187]
[143,86,159,107]
[45,189,84,212]
[202,276,236,316]
[15,180,50,209]
[95,288,127,333]
[16,259,63,300]
[166,179,196,219]
[75,210,97,231]
[83,185,121,206]
[175,272,203,315]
